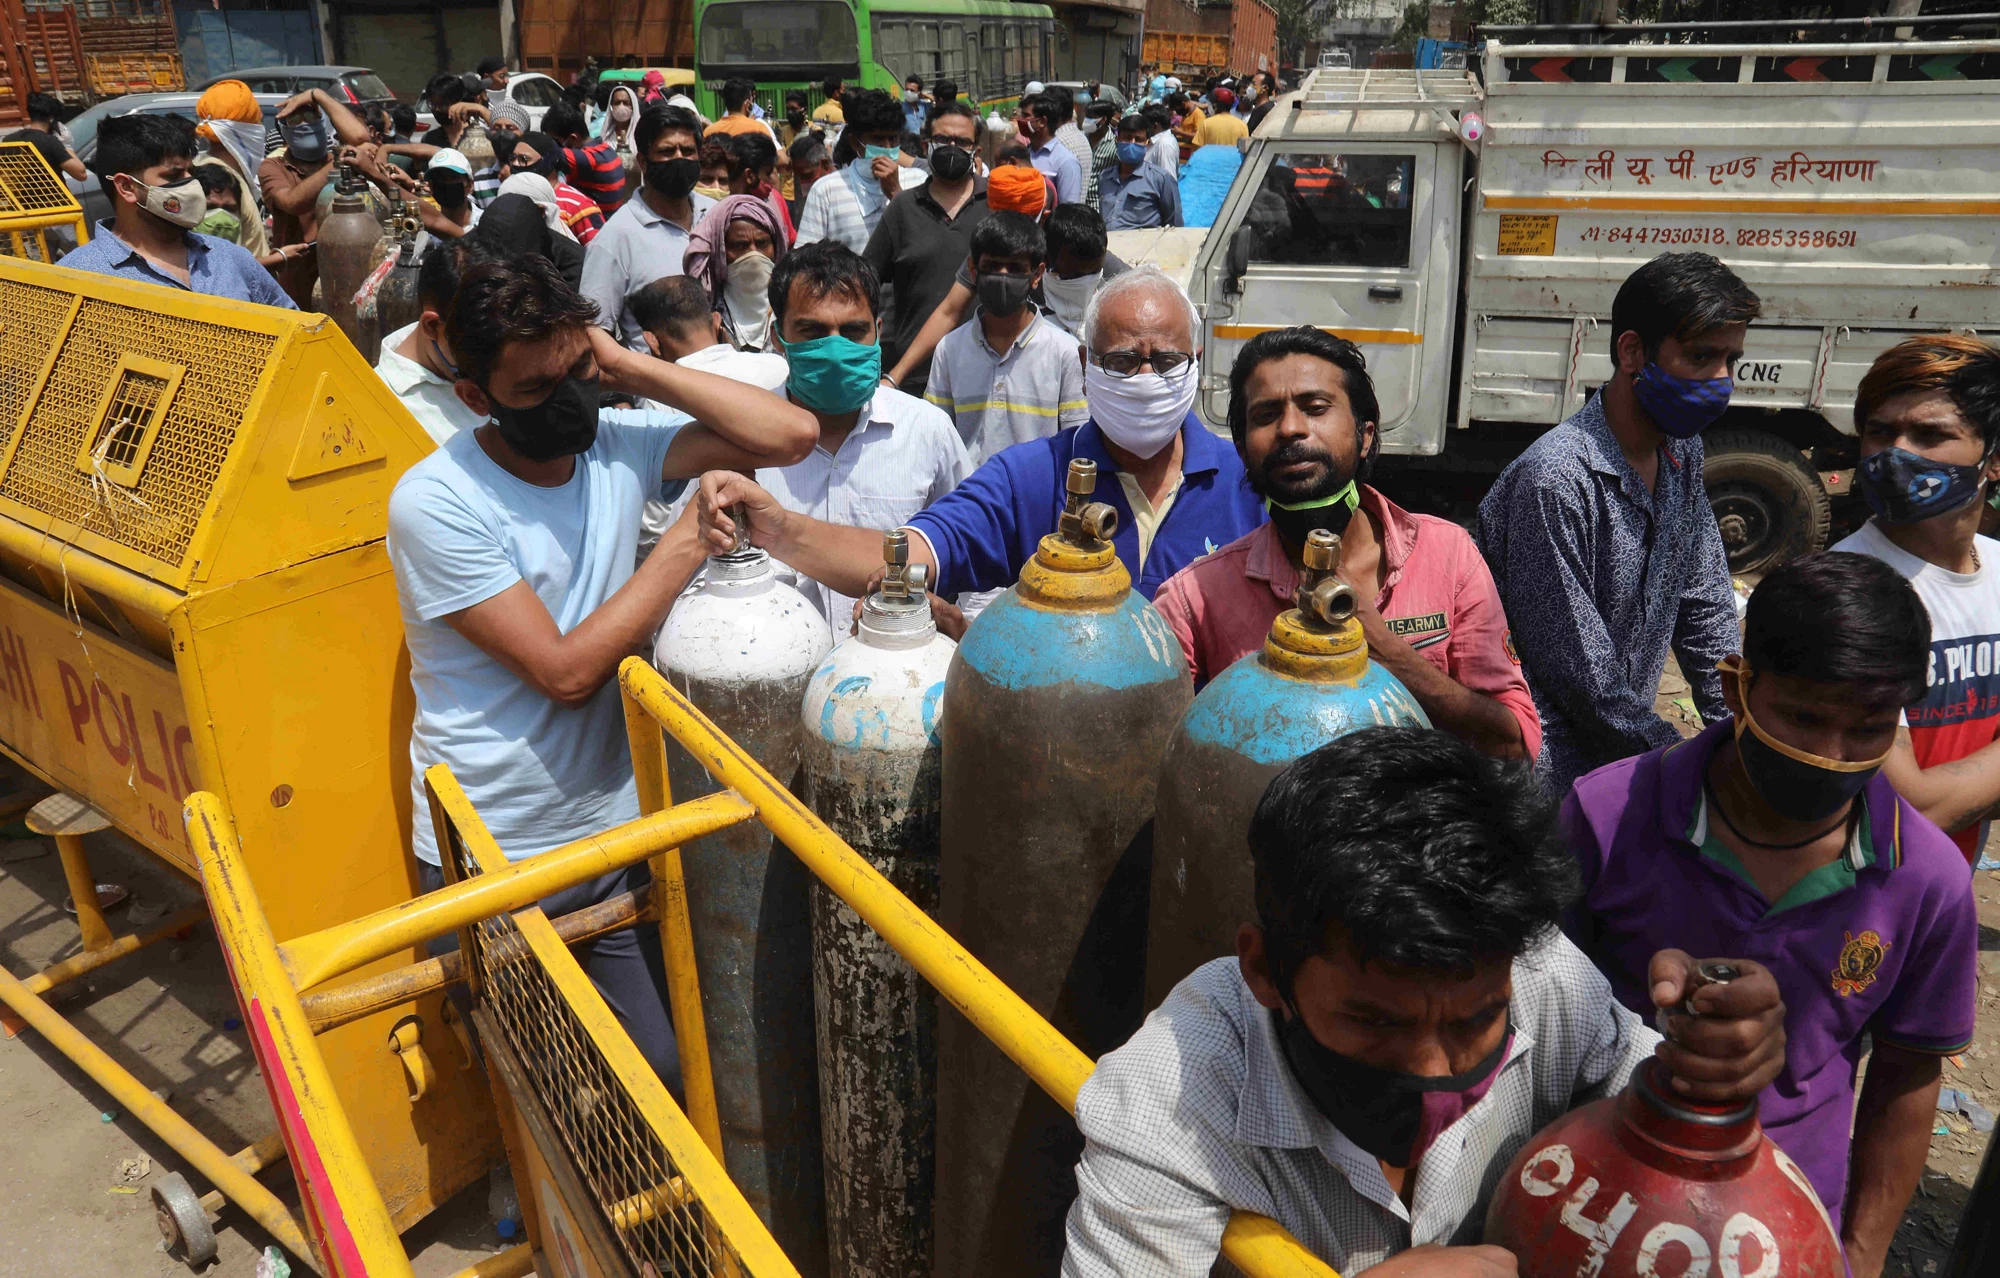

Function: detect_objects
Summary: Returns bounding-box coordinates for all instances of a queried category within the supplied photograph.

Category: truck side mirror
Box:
[1225,226,1254,294]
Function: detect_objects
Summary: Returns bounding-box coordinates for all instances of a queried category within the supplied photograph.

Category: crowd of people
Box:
[18,57,1999,1278]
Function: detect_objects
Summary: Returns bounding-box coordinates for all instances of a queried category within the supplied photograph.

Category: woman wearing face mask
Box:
[1833,334,2000,865]
[682,195,787,352]
[1564,552,1978,1278]
[597,84,642,160]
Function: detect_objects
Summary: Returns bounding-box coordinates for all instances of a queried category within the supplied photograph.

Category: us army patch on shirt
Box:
[1385,611,1450,650]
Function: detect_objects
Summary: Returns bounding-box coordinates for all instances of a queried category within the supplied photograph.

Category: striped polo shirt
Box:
[561,137,628,211]
[924,307,1088,464]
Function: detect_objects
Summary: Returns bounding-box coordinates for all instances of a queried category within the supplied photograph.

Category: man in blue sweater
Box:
[695,267,1263,630]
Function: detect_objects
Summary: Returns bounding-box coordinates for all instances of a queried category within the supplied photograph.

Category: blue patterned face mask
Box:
[1632,362,1732,439]
[1858,445,1989,524]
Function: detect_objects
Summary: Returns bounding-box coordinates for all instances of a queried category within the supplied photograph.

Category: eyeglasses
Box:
[1093,349,1194,378]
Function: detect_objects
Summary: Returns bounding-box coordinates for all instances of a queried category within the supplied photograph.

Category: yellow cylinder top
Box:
[1017,457,1131,609]
[1262,610,1369,682]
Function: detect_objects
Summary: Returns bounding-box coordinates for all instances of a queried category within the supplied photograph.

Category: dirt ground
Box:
[0,698,1994,1276]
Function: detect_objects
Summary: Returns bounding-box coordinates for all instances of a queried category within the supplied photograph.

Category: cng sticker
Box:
[1498,214,1559,256]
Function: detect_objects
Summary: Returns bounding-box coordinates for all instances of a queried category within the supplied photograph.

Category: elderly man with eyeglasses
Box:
[693,267,1264,636]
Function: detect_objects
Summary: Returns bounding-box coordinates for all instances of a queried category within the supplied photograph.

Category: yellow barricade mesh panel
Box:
[1,299,271,563]
[0,278,74,429]
[463,878,747,1276]
[0,143,75,218]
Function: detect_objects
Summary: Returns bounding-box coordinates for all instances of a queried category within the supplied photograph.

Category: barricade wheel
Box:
[152,1172,217,1267]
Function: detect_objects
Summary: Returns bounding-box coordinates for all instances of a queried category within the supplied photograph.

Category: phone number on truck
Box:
[1575,225,1859,249]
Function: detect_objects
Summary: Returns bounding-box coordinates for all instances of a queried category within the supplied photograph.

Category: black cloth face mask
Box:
[645,158,700,199]
[1720,656,1887,823]
[486,373,601,461]
[976,271,1032,318]
[929,142,973,182]
[1275,1007,1510,1167]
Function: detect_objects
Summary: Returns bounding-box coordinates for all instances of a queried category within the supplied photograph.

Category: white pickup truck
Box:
[1185,30,2000,571]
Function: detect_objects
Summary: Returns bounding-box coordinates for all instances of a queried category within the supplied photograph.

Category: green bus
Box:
[692,0,1057,123]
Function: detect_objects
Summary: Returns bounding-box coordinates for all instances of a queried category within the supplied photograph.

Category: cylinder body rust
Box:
[1487,1058,1843,1277]
[935,460,1192,1278]
[654,545,833,1275]
[315,166,383,361]
[1146,529,1428,1008]
[801,532,955,1278]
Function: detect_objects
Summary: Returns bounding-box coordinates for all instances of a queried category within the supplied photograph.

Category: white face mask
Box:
[131,175,207,229]
[611,104,634,124]
[724,250,776,346]
[1042,270,1101,332]
[1085,358,1197,457]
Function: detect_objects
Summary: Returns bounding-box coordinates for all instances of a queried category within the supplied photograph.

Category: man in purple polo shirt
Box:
[1563,551,1977,1278]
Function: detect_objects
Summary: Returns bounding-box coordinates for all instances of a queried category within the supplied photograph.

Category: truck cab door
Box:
[1198,144,1443,448]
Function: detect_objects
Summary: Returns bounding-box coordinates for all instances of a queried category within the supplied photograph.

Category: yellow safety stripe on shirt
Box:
[931,399,1089,417]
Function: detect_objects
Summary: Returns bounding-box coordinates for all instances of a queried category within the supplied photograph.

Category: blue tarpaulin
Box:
[1179,145,1243,229]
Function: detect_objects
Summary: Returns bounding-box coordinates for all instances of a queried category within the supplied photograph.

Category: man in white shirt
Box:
[1063,728,1789,1278]
[730,241,971,625]
[375,236,492,444]
[386,255,817,1084]
[1834,333,2000,867]
[795,89,922,253]
[580,103,716,349]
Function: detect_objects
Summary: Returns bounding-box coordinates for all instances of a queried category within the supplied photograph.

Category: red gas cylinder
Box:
[1485,1058,1842,1277]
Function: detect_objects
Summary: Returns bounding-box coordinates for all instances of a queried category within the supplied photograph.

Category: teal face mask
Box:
[863,143,901,161]
[779,333,881,415]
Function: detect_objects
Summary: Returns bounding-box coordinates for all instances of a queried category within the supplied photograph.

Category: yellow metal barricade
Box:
[0,140,87,259]
[0,253,501,1267]
[178,656,1339,1276]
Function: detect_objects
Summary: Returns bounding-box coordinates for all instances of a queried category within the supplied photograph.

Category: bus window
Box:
[940,22,968,86]
[913,21,940,79]
[1004,23,1024,83]
[980,21,1003,92]
[700,0,859,68]
[875,18,909,75]
[1244,153,1417,269]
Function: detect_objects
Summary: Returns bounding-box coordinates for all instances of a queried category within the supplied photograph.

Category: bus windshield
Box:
[699,1,859,67]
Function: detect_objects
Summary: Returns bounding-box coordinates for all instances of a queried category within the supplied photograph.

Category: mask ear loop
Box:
[1716,656,1889,772]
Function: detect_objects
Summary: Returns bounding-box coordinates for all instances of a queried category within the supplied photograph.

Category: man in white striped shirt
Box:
[795,89,924,253]
[1064,728,1791,1278]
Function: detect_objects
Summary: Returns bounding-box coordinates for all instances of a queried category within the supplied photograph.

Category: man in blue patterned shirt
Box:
[1478,253,1757,795]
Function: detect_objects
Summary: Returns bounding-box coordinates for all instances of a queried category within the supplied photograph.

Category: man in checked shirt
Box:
[1062,728,1788,1277]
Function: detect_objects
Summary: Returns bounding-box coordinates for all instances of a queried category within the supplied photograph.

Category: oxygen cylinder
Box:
[654,525,834,1276]
[315,164,384,361]
[1146,529,1429,1008]
[934,458,1192,1278]
[374,201,424,340]
[801,531,954,1278]
[1487,1040,1843,1277]
[457,118,496,173]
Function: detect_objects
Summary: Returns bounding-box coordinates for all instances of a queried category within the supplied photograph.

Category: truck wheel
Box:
[1703,430,1829,576]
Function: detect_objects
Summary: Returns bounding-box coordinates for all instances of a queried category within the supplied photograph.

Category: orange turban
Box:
[987,165,1047,217]
[196,80,262,124]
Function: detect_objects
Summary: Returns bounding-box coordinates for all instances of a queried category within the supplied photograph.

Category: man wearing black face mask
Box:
[1564,552,1976,1278]
[1064,726,1789,1278]
[387,255,816,1087]
[259,85,375,307]
[581,103,717,349]
[922,211,1086,462]
[863,100,991,400]
[1833,334,2000,866]
[1154,327,1536,761]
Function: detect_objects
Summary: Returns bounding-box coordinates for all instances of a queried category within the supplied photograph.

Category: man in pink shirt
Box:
[1155,327,1539,761]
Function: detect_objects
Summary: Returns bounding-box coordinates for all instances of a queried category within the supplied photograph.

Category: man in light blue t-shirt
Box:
[386,255,816,1085]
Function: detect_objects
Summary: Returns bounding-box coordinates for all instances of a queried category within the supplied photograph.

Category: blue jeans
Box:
[417,859,682,1100]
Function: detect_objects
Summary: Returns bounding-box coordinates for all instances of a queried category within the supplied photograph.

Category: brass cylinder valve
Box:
[1294,529,1357,629]
[1057,458,1119,548]
[878,529,930,604]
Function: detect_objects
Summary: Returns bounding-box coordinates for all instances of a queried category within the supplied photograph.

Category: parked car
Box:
[59,89,288,229]
[415,71,567,133]
[196,65,397,114]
